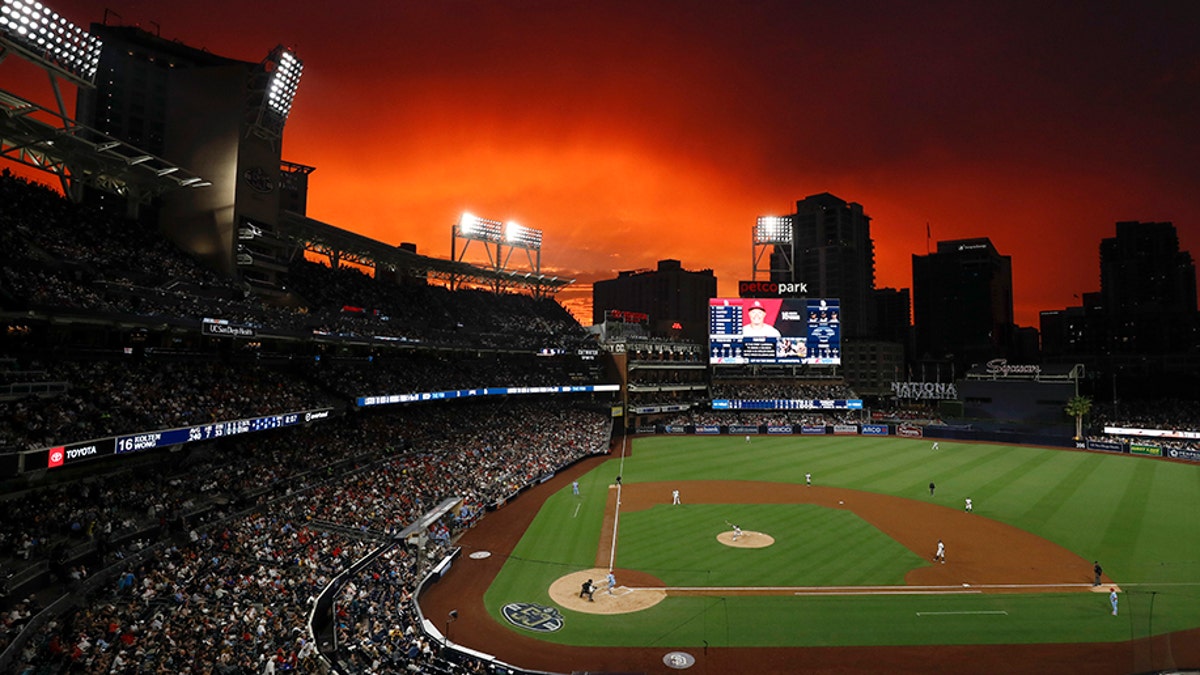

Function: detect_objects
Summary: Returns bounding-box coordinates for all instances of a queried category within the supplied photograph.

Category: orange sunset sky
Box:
[3,0,1198,328]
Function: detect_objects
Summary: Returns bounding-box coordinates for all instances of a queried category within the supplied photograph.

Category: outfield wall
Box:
[629,423,1200,463]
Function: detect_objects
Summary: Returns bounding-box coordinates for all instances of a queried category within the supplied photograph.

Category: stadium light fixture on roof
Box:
[754,215,794,244]
[458,211,504,243]
[266,46,303,118]
[505,221,543,250]
[0,0,103,85]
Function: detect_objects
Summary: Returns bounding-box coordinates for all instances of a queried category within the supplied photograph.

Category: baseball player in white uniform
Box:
[934,539,945,563]
[672,489,680,505]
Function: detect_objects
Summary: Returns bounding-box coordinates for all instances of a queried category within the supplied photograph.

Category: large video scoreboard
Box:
[708,297,841,365]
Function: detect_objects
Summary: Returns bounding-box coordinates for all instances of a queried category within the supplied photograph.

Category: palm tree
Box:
[1065,395,1093,441]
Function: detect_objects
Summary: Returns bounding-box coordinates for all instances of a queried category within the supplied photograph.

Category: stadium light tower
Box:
[250,44,303,142]
[0,0,103,90]
[752,215,794,281]
[0,0,209,206]
[452,211,544,292]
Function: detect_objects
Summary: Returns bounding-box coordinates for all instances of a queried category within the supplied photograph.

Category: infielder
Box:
[672,489,680,505]
[934,539,945,563]
[732,525,742,541]
[965,497,972,513]
[805,472,811,487]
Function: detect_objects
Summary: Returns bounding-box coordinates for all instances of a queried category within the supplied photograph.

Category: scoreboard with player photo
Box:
[708,297,841,365]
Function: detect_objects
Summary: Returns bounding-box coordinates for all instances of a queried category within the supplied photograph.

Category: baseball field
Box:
[421,435,1200,674]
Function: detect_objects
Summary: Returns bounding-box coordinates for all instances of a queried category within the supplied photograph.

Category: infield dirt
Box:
[419,452,1200,674]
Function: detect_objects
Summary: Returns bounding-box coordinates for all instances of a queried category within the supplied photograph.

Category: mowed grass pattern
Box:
[619,503,925,587]
[484,435,1200,647]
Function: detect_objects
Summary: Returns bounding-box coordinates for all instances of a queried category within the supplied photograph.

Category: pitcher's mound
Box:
[717,530,775,548]
[549,568,667,615]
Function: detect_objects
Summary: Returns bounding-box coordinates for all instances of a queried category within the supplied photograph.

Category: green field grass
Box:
[483,436,1200,647]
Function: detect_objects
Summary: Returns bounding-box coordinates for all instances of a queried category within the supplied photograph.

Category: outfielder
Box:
[965,497,972,513]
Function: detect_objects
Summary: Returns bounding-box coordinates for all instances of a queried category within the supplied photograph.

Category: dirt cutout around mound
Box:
[716,529,775,548]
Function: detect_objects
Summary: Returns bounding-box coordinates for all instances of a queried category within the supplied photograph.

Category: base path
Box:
[419,457,1200,674]
[617,481,1110,593]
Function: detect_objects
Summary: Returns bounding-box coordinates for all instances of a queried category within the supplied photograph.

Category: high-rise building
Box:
[770,193,876,338]
[872,287,911,345]
[1100,221,1198,354]
[592,260,716,343]
[1040,292,1105,359]
[912,238,1014,370]
[75,25,303,292]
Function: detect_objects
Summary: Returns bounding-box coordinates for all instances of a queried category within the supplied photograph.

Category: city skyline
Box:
[3,0,1198,328]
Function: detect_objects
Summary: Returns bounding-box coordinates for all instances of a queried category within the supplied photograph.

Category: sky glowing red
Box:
[4,0,1198,328]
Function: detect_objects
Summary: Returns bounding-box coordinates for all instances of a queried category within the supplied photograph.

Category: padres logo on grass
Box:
[501,603,564,632]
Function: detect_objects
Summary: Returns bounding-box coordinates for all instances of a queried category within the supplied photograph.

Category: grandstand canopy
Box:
[0,88,210,202]
[279,211,574,297]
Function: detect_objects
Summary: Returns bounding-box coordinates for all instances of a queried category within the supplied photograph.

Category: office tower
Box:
[1100,221,1198,354]
[771,193,876,338]
[912,238,1014,370]
[593,260,717,343]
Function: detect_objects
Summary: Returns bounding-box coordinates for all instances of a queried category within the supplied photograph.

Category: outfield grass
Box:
[484,436,1200,647]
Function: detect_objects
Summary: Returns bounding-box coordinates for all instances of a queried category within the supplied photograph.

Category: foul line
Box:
[615,582,1103,597]
[662,583,1093,591]
[606,434,630,573]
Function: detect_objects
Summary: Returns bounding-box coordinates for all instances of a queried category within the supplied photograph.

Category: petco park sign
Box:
[891,381,958,400]
[738,280,808,297]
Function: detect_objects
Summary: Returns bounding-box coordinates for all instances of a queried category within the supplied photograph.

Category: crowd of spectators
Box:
[0,172,595,355]
[307,352,583,401]
[0,170,615,672]
[0,357,338,452]
[4,399,610,674]
[660,410,863,427]
[0,341,615,454]
[1088,399,1200,451]
[287,259,590,353]
[708,380,857,401]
